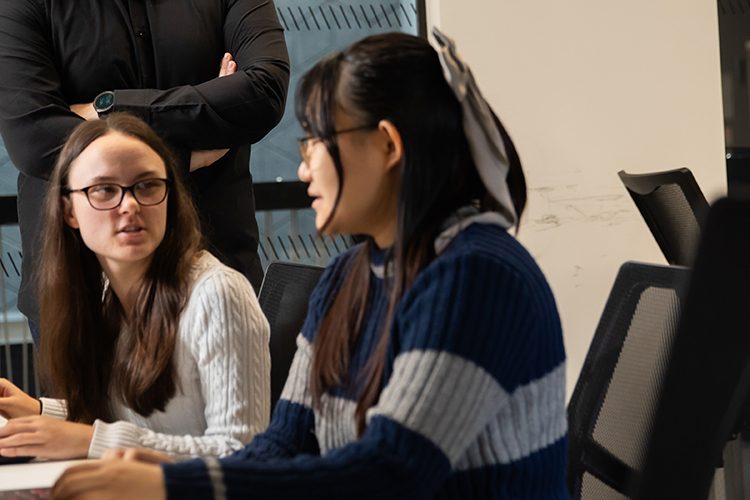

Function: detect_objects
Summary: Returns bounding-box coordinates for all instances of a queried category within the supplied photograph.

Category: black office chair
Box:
[618,168,709,266]
[567,261,690,499]
[634,197,750,499]
[258,261,324,410]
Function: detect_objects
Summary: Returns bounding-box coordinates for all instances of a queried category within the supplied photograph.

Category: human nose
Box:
[118,188,140,212]
[297,159,311,183]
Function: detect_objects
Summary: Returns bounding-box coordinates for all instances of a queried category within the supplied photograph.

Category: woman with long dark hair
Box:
[54,30,567,499]
[0,113,270,460]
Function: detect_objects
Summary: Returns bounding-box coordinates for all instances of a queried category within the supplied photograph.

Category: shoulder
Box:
[179,251,267,344]
[410,224,554,308]
[190,251,252,288]
[396,224,564,387]
[184,251,259,314]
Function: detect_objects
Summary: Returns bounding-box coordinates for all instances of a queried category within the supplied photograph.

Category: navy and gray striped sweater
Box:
[163,223,569,499]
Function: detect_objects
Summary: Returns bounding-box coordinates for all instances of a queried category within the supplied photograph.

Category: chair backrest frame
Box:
[567,261,691,498]
[258,260,324,410]
[618,167,709,266]
[634,197,750,499]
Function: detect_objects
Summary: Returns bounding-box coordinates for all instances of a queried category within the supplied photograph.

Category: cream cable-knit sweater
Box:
[40,251,271,459]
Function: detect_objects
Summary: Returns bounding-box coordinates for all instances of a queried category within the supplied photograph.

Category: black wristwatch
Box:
[93,90,115,118]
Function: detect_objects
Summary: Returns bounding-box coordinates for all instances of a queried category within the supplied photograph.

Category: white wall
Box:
[427,0,727,397]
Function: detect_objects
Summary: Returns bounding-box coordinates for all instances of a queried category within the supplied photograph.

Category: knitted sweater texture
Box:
[41,251,271,459]
[163,224,568,498]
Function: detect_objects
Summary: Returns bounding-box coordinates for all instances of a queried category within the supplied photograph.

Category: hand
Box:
[102,447,173,464]
[53,459,166,500]
[0,377,39,418]
[189,148,230,171]
[0,415,93,459]
[219,51,237,77]
[70,102,98,121]
[188,52,237,173]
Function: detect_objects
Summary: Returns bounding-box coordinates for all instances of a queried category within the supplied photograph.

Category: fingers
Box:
[0,418,45,456]
[219,52,230,76]
[219,52,236,77]
[2,415,42,425]
[207,149,229,164]
[0,427,43,450]
[127,448,173,464]
[0,377,20,396]
[53,462,108,500]
[101,448,127,460]
[189,148,230,172]
[0,429,43,457]
[0,386,39,418]
[0,415,45,436]
[0,398,12,418]
[102,447,171,464]
[0,419,35,438]
[69,102,98,121]
[55,461,166,500]
[0,444,40,458]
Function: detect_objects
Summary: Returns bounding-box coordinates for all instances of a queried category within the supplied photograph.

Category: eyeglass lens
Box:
[87,179,168,209]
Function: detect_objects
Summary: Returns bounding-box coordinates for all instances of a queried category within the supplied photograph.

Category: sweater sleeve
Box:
[39,398,68,420]
[88,266,271,459]
[161,252,567,499]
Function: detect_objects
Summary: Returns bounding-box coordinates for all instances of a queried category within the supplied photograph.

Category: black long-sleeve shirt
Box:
[0,0,290,323]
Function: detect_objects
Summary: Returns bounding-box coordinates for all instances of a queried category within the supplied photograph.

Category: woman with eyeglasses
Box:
[0,113,270,461]
[52,30,567,499]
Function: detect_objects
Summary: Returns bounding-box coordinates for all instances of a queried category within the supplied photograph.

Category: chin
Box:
[315,217,330,234]
[118,246,157,262]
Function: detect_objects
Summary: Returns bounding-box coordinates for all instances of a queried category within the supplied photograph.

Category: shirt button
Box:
[136,31,145,37]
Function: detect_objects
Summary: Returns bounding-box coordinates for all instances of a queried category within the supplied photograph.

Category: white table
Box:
[0,459,89,492]
[0,417,89,492]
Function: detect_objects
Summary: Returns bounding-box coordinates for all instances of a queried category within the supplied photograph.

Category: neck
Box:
[99,258,151,316]
[372,218,396,249]
[370,184,399,249]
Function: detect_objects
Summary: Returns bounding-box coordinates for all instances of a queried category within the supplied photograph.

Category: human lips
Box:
[307,190,322,208]
[117,224,145,234]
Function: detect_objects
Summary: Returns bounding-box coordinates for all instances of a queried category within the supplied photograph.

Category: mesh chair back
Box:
[258,261,324,410]
[618,168,709,266]
[635,197,750,499]
[567,262,690,499]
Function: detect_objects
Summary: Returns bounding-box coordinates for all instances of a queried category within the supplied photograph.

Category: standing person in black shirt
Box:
[0,0,290,343]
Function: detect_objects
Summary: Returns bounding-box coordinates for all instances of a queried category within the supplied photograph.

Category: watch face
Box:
[95,92,114,112]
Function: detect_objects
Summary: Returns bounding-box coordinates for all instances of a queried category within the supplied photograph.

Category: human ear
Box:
[63,197,80,229]
[378,119,403,171]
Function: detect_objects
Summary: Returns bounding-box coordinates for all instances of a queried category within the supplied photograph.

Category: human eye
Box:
[134,179,166,203]
[87,184,119,201]
[135,179,163,194]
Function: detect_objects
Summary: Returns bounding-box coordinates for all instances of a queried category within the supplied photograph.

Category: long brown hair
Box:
[38,113,203,423]
[296,33,527,434]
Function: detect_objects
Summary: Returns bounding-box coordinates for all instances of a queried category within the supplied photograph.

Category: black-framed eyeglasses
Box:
[297,124,377,164]
[64,178,171,210]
